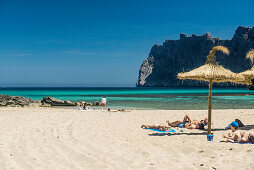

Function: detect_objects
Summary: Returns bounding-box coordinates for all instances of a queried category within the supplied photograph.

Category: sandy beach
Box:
[0,107,253,170]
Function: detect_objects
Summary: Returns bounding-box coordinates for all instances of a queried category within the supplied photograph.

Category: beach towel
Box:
[144,128,176,133]
[230,141,253,144]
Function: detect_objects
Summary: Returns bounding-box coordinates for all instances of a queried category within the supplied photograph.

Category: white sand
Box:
[0,107,253,170]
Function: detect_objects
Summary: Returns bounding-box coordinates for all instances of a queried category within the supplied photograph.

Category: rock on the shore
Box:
[93,101,101,106]
[41,96,75,106]
[0,95,32,107]
[137,26,254,87]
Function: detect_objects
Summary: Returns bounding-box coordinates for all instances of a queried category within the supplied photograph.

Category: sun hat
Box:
[229,121,239,128]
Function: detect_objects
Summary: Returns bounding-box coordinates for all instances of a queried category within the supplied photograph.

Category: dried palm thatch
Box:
[177,46,245,135]
[209,45,230,56]
[178,46,244,83]
[178,64,244,83]
[239,49,254,84]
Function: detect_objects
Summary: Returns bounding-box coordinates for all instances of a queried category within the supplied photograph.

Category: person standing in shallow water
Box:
[101,96,107,109]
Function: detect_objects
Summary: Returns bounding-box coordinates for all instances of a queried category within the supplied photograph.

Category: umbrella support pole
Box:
[208,79,213,135]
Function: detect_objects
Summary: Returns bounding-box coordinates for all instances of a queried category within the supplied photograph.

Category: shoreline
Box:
[1,87,254,109]
[3,105,254,111]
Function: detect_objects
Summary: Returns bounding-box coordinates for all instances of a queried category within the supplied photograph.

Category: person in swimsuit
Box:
[101,96,107,109]
[223,121,241,142]
[223,121,254,143]
[141,124,170,131]
[184,122,205,129]
[166,115,207,129]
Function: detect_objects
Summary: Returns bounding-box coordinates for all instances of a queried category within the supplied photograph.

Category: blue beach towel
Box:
[230,141,253,144]
[144,128,176,133]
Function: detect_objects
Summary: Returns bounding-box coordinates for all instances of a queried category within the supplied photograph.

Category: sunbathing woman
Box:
[166,115,207,129]
[141,124,170,131]
[223,121,254,143]
[223,131,254,143]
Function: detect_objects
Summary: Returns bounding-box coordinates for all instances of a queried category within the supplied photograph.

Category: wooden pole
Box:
[208,79,213,134]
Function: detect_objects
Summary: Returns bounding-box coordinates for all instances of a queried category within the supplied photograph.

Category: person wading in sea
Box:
[101,96,107,109]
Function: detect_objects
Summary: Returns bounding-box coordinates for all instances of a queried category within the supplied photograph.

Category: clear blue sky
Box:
[0,0,253,87]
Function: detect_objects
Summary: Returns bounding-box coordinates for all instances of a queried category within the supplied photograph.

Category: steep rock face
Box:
[137,26,254,87]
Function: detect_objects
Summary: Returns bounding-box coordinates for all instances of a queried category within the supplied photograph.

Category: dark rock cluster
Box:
[41,96,76,106]
[0,95,102,107]
[41,96,101,107]
[0,94,33,107]
[137,26,254,87]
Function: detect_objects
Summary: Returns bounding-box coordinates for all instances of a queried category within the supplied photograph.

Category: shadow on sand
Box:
[240,125,254,130]
[148,132,207,136]
[211,125,254,132]
[210,128,226,131]
[148,125,254,136]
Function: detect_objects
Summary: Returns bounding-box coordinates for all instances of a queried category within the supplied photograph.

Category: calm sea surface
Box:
[1,87,254,110]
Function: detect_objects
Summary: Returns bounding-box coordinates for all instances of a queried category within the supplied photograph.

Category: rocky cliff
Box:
[137,26,254,87]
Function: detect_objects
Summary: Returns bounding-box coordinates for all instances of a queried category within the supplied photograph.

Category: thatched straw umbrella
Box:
[239,49,254,85]
[177,46,245,135]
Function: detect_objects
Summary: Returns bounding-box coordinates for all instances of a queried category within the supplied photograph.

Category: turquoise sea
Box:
[1,87,254,110]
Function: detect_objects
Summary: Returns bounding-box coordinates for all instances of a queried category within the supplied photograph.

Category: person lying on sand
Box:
[166,114,208,130]
[222,121,254,143]
[141,124,170,131]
